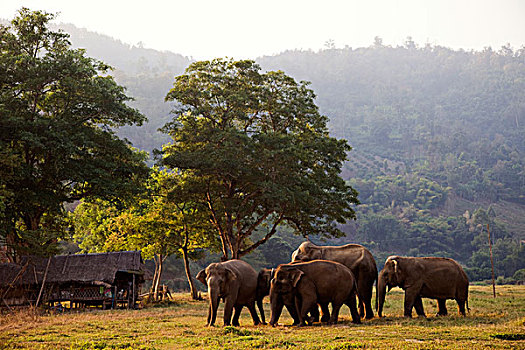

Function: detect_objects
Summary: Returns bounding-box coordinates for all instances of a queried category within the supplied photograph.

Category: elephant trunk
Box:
[208,284,220,326]
[377,272,387,317]
[257,298,266,324]
[269,294,283,326]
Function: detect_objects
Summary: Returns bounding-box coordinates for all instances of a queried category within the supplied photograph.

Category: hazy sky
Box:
[1,0,524,59]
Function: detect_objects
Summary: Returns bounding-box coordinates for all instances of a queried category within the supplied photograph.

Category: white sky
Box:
[1,0,524,59]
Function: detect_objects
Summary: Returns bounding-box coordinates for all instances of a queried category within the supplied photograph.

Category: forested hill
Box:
[58,24,525,281]
[258,43,525,204]
[257,43,525,281]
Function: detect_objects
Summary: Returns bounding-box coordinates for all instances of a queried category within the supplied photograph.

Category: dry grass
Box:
[1,285,524,349]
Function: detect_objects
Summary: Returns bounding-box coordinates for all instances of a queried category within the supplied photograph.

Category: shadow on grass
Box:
[361,313,511,327]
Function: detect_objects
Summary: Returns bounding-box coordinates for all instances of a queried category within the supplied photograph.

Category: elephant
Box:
[257,268,330,325]
[291,241,378,319]
[269,260,361,326]
[196,259,261,326]
[377,256,469,318]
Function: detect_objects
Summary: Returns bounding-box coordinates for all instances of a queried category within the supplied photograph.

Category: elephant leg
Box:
[345,293,361,324]
[437,299,448,316]
[329,302,342,325]
[360,280,375,319]
[284,303,300,325]
[232,305,243,326]
[358,299,365,319]
[309,304,320,323]
[403,289,419,318]
[320,303,331,322]
[223,298,235,326]
[247,302,261,325]
[456,299,466,316]
[295,296,307,326]
[298,296,316,326]
[414,296,426,317]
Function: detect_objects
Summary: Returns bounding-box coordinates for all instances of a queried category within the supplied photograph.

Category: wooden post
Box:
[2,262,29,301]
[36,257,52,307]
[132,274,136,309]
[487,224,496,298]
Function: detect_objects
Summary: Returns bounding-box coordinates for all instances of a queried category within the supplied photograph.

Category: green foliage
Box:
[350,175,449,210]
[73,169,219,259]
[0,9,149,261]
[160,58,359,260]
[513,268,525,281]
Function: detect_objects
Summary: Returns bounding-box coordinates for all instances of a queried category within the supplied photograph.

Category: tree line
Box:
[2,9,524,296]
[0,9,358,299]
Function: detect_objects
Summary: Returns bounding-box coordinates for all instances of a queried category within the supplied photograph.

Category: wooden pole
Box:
[1,262,29,301]
[36,257,52,307]
[487,224,496,298]
[132,274,136,309]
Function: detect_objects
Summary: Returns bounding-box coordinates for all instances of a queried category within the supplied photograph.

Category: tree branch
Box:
[238,213,284,257]
[206,185,228,259]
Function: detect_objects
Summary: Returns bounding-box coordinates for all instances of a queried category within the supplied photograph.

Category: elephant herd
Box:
[196,241,470,327]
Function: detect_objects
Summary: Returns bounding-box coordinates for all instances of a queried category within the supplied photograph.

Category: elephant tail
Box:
[375,275,378,312]
[349,249,365,271]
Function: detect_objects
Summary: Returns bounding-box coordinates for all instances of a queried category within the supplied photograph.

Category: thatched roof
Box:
[0,251,143,287]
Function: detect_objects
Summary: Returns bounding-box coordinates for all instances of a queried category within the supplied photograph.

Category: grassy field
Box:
[1,285,524,349]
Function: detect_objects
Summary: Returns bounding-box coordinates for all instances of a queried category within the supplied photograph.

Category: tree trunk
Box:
[154,253,163,301]
[182,247,199,300]
[231,245,239,260]
[150,256,159,301]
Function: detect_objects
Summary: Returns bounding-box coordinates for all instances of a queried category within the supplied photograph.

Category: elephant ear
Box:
[257,269,270,287]
[391,259,403,286]
[196,269,207,285]
[224,267,238,283]
[290,269,305,287]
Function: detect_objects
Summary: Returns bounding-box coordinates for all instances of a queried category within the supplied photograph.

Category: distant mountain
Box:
[47,23,193,155]
[55,23,191,75]
[256,44,525,280]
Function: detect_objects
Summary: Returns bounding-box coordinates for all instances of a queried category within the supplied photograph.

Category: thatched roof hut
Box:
[0,251,144,308]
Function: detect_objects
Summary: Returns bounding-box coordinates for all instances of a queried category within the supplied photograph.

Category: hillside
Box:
[55,23,192,154]
[55,25,525,281]
[257,44,525,279]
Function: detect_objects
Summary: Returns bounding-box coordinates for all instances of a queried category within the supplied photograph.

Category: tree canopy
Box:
[73,169,218,299]
[159,58,359,260]
[0,8,149,261]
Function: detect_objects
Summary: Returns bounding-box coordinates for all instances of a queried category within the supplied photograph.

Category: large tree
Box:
[160,59,359,260]
[0,9,149,262]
